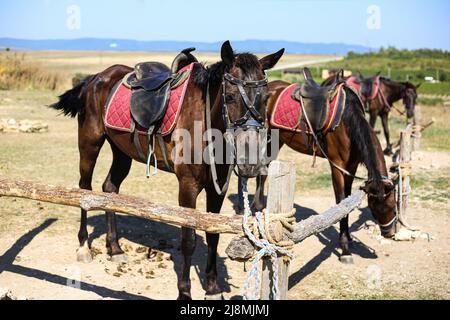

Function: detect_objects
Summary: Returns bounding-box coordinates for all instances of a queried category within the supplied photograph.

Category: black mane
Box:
[342,87,383,195]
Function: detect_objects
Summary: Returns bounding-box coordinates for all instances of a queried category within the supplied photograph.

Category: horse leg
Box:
[237,176,248,214]
[381,113,393,155]
[102,142,132,262]
[77,133,105,263]
[177,179,202,300]
[252,174,267,212]
[204,184,226,300]
[369,110,378,129]
[331,167,354,264]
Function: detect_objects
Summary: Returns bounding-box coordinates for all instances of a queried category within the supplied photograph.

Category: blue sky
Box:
[0,0,449,50]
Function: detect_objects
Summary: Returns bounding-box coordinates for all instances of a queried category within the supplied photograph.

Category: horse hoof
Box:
[76,247,93,263]
[205,293,224,300]
[383,149,393,156]
[339,255,354,265]
[177,293,192,300]
[110,254,128,263]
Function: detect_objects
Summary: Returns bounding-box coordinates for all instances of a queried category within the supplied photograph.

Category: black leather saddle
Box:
[354,73,378,100]
[124,47,198,130]
[293,68,344,133]
[123,48,198,174]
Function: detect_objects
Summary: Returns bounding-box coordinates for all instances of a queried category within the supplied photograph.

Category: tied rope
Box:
[241,188,295,301]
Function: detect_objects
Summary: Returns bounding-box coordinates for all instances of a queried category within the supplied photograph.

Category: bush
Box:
[0,52,64,91]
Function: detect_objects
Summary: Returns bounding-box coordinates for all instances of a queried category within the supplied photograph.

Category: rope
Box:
[400,163,412,177]
[241,190,295,301]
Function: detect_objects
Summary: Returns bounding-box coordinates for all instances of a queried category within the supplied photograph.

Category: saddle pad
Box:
[104,63,194,136]
[270,83,346,134]
[346,76,380,102]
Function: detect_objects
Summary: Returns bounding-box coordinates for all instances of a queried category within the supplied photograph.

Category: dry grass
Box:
[0,52,66,91]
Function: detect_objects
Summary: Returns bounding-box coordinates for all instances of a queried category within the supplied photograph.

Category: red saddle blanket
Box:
[104,63,194,136]
[345,75,380,102]
[270,83,346,134]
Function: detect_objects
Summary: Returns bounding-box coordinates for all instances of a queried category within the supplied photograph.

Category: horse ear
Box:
[416,83,422,89]
[221,41,235,67]
[302,68,313,81]
[259,48,285,71]
[336,69,344,81]
[375,71,381,77]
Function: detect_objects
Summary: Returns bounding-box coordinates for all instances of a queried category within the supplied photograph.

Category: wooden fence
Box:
[0,161,366,300]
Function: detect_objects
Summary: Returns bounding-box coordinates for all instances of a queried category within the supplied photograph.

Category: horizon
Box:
[0,0,449,51]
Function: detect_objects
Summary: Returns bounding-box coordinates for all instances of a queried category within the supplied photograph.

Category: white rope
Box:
[241,191,293,300]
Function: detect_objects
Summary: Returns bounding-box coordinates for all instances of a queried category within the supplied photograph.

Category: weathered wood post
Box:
[260,161,296,300]
[412,105,422,152]
[398,127,413,226]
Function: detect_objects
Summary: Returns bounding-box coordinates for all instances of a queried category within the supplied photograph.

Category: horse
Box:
[244,69,398,264]
[323,73,420,155]
[50,41,285,300]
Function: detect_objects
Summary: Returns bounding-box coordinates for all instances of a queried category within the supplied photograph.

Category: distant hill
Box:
[0,38,373,55]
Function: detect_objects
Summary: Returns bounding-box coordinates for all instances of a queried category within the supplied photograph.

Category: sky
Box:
[0,0,449,50]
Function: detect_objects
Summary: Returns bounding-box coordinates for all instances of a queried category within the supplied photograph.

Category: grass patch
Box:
[412,170,450,203]
[422,126,450,150]
[417,96,445,106]
[298,171,332,190]
[0,52,65,91]
[419,82,450,96]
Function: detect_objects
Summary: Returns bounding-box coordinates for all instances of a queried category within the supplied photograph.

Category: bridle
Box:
[221,73,268,130]
[403,88,417,114]
[365,176,398,231]
[206,72,269,195]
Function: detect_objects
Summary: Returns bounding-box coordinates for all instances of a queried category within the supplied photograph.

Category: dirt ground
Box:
[1,79,449,299]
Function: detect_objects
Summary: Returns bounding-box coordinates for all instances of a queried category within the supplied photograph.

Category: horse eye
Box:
[225,94,235,103]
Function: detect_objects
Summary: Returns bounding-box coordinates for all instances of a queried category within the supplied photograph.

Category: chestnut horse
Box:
[50,41,284,300]
[324,74,420,155]
[245,72,397,264]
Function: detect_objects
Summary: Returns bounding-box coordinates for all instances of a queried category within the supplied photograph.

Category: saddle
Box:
[115,48,198,175]
[292,68,345,133]
[347,73,381,102]
[124,48,197,130]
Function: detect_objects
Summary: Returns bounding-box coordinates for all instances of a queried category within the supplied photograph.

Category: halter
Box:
[221,73,268,130]
[206,72,269,195]
[365,176,398,231]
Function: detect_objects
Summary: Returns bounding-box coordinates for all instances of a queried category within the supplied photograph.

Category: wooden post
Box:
[260,161,296,300]
[412,105,422,152]
[399,128,412,225]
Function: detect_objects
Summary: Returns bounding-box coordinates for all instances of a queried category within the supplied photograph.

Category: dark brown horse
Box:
[246,71,397,264]
[324,73,420,155]
[50,41,284,300]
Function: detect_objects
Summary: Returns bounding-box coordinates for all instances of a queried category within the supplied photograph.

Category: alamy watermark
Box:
[170,122,280,168]
[366,264,382,290]
[66,5,81,31]
[367,5,381,30]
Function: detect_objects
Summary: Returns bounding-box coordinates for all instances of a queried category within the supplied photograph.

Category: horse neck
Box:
[208,79,226,132]
[370,130,389,177]
[381,79,404,104]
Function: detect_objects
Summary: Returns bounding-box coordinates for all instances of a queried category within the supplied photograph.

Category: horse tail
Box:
[49,75,95,118]
[342,87,383,195]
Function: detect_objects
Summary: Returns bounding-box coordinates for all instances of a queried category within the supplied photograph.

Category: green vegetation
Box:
[417,96,445,106]
[272,47,450,97]
[412,170,450,202]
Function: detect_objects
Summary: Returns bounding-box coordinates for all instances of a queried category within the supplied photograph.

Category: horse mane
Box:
[342,87,383,195]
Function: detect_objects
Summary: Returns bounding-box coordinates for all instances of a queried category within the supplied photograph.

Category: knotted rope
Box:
[241,189,295,300]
